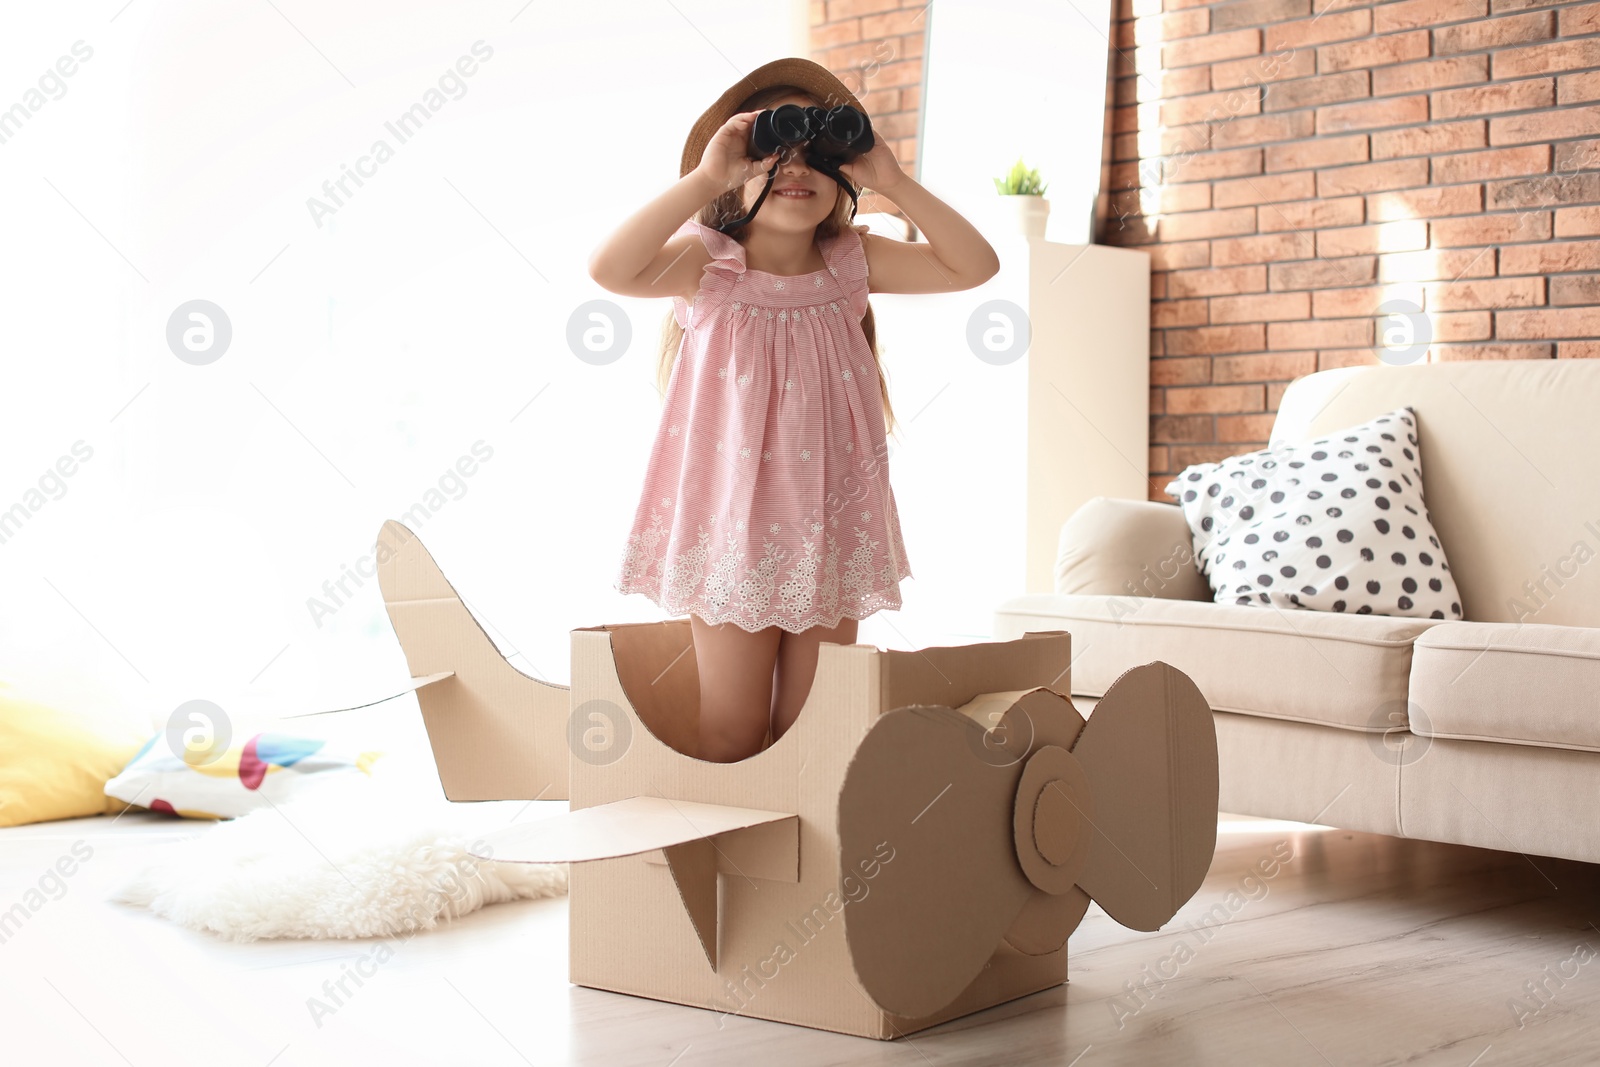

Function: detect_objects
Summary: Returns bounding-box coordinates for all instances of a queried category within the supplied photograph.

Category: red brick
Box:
[1311,283,1426,317]
[1164,28,1262,68]
[1211,0,1311,31]
[1554,206,1600,237]
[1153,299,1211,327]
[1559,1,1600,35]
[1316,157,1431,196]
[1548,275,1600,305]
[1374,0,1487,32]
[1161,87,1263,127]
[1150,355,1213,384]
[1433,343,1553,359]
[1554,139,1600,173]
[1557,71,1600,106]
[1371,120,1487,158]
[1496,306,1600,337]
[1262,70,1371,112]
[1167,383,1267,412]
[1318,349,1385,370]
[1316,219,1430,257]
[1433,311,1494,340]
[1213,351,1318,382]
[1150,386,1167,415]
[1265,134,1370,171]
[1270,256,1378,289]
[1319,32,1430,74]
[1264,9,1371,49]
[1378,247,1499,281]
[1211,47,1316,90]
[1211,230,1316,265]
[1373,55,1489,96]
[1500,239,1600,273]
[1209,110,1316,148]
[1147,241,1213,270]
[1486,171,1600,209]
[1491,39,1600,80]
[1431,144,1551,183]
[1430,211,1551,246]
[1424,277,1545,310]
[1559,341,1600,358]
[1167,264,1268,297]
[1317,95,1429,133]
[1170,444,1254,468]
[1435,10,1553,53]
[1162,146,1265,182]
[1433,78,1554,118]
[1111,182,1213,216]
[813,20,861,48]
[1210,291,1313,322]
[1367,184,1484,220]
[1216,413,1278,442]
[1258,196,1367,231]
[1156,206,1259,241]
[1212,169,1317,205]
[1152,414,1216,442]
[1269,318,1375,348]
[1165,324,1269,355]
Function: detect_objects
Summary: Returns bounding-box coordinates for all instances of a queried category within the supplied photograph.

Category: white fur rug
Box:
[109,781,567,942]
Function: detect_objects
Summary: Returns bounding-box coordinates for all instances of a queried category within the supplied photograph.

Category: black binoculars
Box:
[747,103,875,167]
[714,103,875,234]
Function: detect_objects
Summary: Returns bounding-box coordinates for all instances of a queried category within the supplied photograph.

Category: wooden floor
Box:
[4,804,1599,1066]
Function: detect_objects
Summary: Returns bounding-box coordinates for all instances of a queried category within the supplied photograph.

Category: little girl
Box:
[590,58,998,763]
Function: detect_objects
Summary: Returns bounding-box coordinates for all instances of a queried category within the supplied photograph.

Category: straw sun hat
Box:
[678,56,869,179]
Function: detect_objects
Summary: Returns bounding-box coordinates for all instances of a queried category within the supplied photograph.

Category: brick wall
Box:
[1103,0,1600,501]
[810,0,927,223]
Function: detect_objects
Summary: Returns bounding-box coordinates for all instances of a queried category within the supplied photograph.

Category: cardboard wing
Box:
[375,520,571,801]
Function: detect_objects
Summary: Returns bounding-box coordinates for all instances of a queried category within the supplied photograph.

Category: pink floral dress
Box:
[614,218,912,634]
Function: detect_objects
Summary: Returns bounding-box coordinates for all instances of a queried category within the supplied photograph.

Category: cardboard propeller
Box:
[837,665,1218,1019]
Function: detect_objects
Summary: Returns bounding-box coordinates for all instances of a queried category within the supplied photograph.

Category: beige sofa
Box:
[995,359,1600,863]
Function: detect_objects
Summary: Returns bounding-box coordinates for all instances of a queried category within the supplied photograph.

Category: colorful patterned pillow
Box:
[104,732,383,819]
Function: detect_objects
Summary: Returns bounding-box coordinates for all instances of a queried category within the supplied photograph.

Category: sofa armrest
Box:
[1055,497,1210,601]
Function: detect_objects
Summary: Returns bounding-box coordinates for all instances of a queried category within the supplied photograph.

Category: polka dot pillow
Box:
[1165,407,1463,620]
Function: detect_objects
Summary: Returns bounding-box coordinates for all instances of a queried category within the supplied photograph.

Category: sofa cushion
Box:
[1408,622,1600,752]
[1269,360,1600,627]
[994,592,1441,732]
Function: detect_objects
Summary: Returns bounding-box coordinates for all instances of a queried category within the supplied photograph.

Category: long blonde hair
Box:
[657,84,898,438]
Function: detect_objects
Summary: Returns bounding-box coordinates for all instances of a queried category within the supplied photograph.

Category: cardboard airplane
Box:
[373,518,1220,1040]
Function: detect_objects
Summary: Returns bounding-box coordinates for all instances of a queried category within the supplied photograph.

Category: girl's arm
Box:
[588,111,780,300]
[841,142,1002,295]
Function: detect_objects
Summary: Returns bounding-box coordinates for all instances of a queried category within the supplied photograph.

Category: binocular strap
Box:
[715,158,861,236]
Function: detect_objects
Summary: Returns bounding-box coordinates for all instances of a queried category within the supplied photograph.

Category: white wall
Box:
[0,1,808,726]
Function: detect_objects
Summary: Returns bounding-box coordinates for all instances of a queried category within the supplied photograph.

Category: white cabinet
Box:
[867,233,1149,638]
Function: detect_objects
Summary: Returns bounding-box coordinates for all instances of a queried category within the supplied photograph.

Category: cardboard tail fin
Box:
[375,519,572,802]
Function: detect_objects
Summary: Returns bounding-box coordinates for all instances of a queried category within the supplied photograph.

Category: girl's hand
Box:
[693,110,780,195]
[838,137,905,194]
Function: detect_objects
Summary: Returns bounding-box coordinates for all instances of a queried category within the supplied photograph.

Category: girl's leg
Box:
[770,616,859,742]
[690,612,783,762]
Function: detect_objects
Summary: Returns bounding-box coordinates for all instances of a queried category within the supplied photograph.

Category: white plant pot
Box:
[999,194,1050,239]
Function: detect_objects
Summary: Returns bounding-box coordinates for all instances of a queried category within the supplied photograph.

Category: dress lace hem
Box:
[614,576,912,635]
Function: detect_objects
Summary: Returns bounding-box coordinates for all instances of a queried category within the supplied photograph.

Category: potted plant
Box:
[993,157,1050,239]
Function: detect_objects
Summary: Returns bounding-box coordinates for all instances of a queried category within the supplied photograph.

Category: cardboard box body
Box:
[565,620,1076,1039]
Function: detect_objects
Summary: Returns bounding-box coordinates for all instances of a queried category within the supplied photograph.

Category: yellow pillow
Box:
[0,680,149,827]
